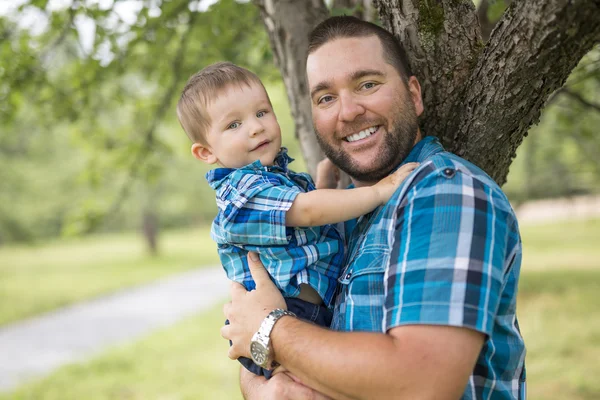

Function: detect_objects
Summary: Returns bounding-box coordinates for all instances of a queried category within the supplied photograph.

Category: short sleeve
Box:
[211,173,301,246]
[384,165,511,336]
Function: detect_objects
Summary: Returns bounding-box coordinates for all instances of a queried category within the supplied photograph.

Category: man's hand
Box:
[221,252,286,360]
[243,371,333,400]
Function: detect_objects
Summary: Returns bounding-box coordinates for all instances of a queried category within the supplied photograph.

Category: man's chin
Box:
[340,160,394,183]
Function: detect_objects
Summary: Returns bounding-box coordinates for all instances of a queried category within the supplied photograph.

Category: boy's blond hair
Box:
[177,62,266,144]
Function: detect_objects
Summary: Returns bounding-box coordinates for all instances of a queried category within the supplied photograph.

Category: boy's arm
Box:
[286,162,418,227]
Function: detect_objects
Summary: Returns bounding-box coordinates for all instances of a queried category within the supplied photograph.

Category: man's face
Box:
[307,35,423,184]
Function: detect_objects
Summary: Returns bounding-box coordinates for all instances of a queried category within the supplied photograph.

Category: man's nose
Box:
[338,92,365,122]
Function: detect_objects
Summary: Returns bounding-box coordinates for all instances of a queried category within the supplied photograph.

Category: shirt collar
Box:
[400,135,444,166]
[205,147,294,188]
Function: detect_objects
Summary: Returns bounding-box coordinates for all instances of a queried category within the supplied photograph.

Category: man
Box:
[222,16,526,400]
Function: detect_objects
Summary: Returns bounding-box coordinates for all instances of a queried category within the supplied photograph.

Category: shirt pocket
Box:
[337,244,389,332]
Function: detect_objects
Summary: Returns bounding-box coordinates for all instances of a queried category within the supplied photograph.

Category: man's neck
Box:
[351,129,422,188]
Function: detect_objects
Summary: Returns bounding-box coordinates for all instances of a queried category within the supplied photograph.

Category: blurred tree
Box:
[0,0,277,251]
[1,0,599,250]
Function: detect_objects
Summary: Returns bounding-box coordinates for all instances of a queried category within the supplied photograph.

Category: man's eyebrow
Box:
[350,69,385,81]
[310,81,332,99]
[310,69,386,99]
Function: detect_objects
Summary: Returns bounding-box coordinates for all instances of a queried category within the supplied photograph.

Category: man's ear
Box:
[191,143,218,164]
[407,76,424,117]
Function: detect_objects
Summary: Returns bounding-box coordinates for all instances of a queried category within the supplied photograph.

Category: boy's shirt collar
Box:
[206,147,294,189]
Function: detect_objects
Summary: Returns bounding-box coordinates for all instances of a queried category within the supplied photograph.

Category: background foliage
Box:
[0,0,598,248]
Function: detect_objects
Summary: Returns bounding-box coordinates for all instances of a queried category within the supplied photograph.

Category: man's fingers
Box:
[230,280,247,300]
[228,345,241,360]
[222,301,231,318]
[220,323,231,340]
[247,252,271,287]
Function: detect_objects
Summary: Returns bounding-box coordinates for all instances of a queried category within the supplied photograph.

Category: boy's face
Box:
[193,82,282,169]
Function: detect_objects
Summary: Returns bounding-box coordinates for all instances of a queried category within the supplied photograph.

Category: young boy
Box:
[176,62,417,378]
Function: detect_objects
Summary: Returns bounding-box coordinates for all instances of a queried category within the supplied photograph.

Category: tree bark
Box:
[255,0,600,185]
[253,0,330,177]
[453,0,600,184]
[375,0,600,184]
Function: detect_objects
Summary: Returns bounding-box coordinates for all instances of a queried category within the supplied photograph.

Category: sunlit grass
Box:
[520,218,600,270]
[1,219,599,399]
[0,227,219,326]
[0,305,242,400]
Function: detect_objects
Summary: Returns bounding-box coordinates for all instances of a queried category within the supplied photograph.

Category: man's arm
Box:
[240,366,334,400]
[225,256,484,400]
[286,162,418,227]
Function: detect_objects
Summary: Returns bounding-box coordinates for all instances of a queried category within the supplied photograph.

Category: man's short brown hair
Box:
[177,62,265,143]
[308,16,412,82]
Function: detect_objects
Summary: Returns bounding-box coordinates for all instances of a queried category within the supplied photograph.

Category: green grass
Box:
[2,219,599,399]
[516,219,600,400]
[0,227,219,326]
[520,218,600,271]
[0,305,243,400]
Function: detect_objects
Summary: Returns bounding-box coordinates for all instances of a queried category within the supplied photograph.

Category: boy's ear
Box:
[191,143,218,164]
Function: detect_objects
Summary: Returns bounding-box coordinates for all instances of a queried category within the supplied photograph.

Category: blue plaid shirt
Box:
[206,149,344,307]
[332,137,526,399]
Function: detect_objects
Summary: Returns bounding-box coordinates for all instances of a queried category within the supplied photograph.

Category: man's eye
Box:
[256,110,267,118]
[227,122,240,129]
[361,82,377,90]
[318,95,334,104]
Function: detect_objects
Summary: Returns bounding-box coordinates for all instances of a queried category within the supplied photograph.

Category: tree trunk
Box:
[142,209,159,256]
[253,0,330,177]
[255,0,600,185]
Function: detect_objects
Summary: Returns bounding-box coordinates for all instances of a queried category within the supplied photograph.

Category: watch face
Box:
[250,342,267,365]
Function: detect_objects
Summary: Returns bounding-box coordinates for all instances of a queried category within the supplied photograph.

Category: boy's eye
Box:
[317,95,334,105]
[227,121,240,130]
[256,110,267,118]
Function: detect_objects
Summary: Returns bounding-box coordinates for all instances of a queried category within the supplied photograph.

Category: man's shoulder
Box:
[426,150,500,190]
[391,150,516,217]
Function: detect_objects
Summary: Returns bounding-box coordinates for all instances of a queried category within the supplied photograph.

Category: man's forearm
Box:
[271,317,395,399]
[270,317,481,400]
[240,367,265,399]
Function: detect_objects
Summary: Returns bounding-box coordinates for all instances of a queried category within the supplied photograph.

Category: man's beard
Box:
[315,93,418,183]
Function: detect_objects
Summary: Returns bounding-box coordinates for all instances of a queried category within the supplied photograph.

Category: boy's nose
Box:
[249,119,265,137]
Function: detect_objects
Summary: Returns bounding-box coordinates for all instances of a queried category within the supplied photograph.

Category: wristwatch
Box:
[250,308,296,370]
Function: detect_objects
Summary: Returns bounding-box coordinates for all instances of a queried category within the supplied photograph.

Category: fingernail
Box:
[249,252,259,262]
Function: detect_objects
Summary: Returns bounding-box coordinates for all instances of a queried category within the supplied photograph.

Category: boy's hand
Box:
[373,162,419,204]
[315,158,340,189]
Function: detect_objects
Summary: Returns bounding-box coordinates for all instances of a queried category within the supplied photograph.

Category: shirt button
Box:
[345,272,352,279]
[443,168,456,178]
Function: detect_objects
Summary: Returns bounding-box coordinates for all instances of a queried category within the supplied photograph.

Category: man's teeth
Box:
[345,126,378,142]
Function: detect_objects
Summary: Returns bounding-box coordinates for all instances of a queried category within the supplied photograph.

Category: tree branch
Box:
[452,0,600,185]
[561,88,600,113]
[376,0,483,148]
[477,0,493,43]
[100,10,198,228]
[253,0,330,177]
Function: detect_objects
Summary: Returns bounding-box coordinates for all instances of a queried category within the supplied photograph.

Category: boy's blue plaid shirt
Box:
[332,137,526,399]
[206,148,344,307]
